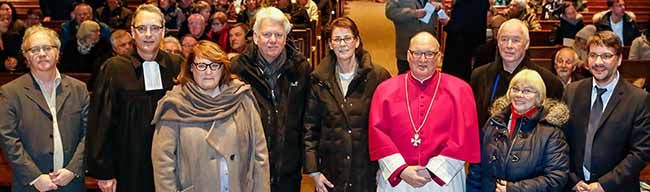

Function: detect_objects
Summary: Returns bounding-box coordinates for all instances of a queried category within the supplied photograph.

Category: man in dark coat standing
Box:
[471,19,564,128]
[86,4,182,192]
[441,0,489,81]
[230,7,312,192]
[563,31,650,192]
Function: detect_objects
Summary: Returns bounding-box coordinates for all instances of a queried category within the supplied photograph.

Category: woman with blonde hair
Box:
[151,40,269,192]
[467,69,570,192]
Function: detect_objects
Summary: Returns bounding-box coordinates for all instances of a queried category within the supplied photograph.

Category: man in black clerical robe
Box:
[86,4,182,192]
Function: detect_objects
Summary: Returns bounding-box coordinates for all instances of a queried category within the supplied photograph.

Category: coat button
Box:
[49,134,53,138]
[230,155,235,160]
[48,152,53,155]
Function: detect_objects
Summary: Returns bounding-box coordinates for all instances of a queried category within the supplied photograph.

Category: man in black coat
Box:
[230,7,311,192]
[441,0,489,81]
[563,31,650,192]
[471,19,564,128]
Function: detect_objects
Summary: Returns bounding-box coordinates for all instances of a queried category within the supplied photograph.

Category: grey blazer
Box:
[0,73,87,191]
[385,0,440,60]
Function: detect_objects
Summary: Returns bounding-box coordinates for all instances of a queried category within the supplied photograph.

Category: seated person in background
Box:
[60,20,112,74]
[504,0,541,31]
[0,2,25,35]
[0,11,23,72]
[161,36,182,55]
[473,15,507,68]
[297,0,319,22]
[238,0,262,26]
[95,0,133,29]
[227,22,250,59]
[158,0,185,29]
[187,14,210,40]
[592,0,640,45]
[572,24,597,74]
[181,34,198,58]
[24,9,42,28]
[628,20,650,60]
[276,0,311,27]
[554,2,584,45]
[213,0,231,13]
[110,29,134,56]
[552,47,585,87]
[467,69,569,192]
[61,3,113,52]
[0,25,88,192]
[179,1,212,36]
[208,11,230,51]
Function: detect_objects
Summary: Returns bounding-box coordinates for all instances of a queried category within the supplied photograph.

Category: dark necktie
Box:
[584,87,607,174]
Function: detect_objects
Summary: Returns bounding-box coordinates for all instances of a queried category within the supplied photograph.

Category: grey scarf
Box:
[151,79,252,124]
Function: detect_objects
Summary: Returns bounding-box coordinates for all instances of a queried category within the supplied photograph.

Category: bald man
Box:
[369,32,480,191]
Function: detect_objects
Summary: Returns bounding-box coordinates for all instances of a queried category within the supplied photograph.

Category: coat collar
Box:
[22,73,72,116]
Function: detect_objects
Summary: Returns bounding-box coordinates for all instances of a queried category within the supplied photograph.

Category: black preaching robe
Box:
[86,51,182,192]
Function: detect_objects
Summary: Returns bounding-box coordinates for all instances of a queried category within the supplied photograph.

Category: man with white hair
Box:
[470,19,564,130]
[231,6,311,192]
[87,4,182,192]
[505,0,542,31]
[60,3,113,52]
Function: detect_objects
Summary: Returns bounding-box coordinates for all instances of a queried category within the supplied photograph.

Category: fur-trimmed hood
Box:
[489,96,569,127]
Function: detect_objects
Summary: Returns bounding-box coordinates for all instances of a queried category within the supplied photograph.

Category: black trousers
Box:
[271,172,302,192]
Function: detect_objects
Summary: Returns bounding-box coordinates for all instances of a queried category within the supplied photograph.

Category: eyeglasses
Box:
[408,50,439,59]
[510,86,537,96]
[331,36,354,44]
[498,37,525,45]
[193,62,223,71]
[588,52,616,61]
[259,32,285,39]
[133,25,163,34]
[25,45,58,55]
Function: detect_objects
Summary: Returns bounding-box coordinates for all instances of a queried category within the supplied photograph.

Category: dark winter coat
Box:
[467,97,570,192]
[303,50,390,192]
[230,44,312,185]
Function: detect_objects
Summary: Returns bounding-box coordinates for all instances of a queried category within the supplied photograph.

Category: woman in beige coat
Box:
[151,40,270,192]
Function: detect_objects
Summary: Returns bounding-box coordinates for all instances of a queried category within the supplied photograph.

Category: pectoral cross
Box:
[411,133,421,147]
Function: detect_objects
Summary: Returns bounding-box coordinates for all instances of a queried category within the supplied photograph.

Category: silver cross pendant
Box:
[411,133,421,147]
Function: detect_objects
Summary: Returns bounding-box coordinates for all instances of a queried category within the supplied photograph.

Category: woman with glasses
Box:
[467,69,570,192]
[151,40,269,192]
[304,17,390,192]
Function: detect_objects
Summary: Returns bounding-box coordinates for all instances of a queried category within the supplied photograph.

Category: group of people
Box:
[0,0,650,192]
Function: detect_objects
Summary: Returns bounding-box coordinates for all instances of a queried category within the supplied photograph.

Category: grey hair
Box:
[162,36,182,49]
[253,7,292,34]
[555,47,580,66]
[131,4,166,27]
[110,29,132,47]
[498,19,530,42]
[512,0,529,10]
[21,25,61,53]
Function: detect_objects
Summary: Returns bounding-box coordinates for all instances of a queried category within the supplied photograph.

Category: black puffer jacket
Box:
[467,97,570,192]
[303,50,390,192]
[230,44,312,181]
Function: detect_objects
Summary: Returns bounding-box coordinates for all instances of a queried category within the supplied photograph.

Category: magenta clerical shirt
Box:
[369,71,481,187]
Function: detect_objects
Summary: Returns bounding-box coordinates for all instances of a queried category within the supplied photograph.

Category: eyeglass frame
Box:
[408,49,440,59]
[509,86,537,96]
[24,45,58,55]
[132,24,164,34]
[331,36,355,45]
[587,52,618,61]
[192,62,223,71]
